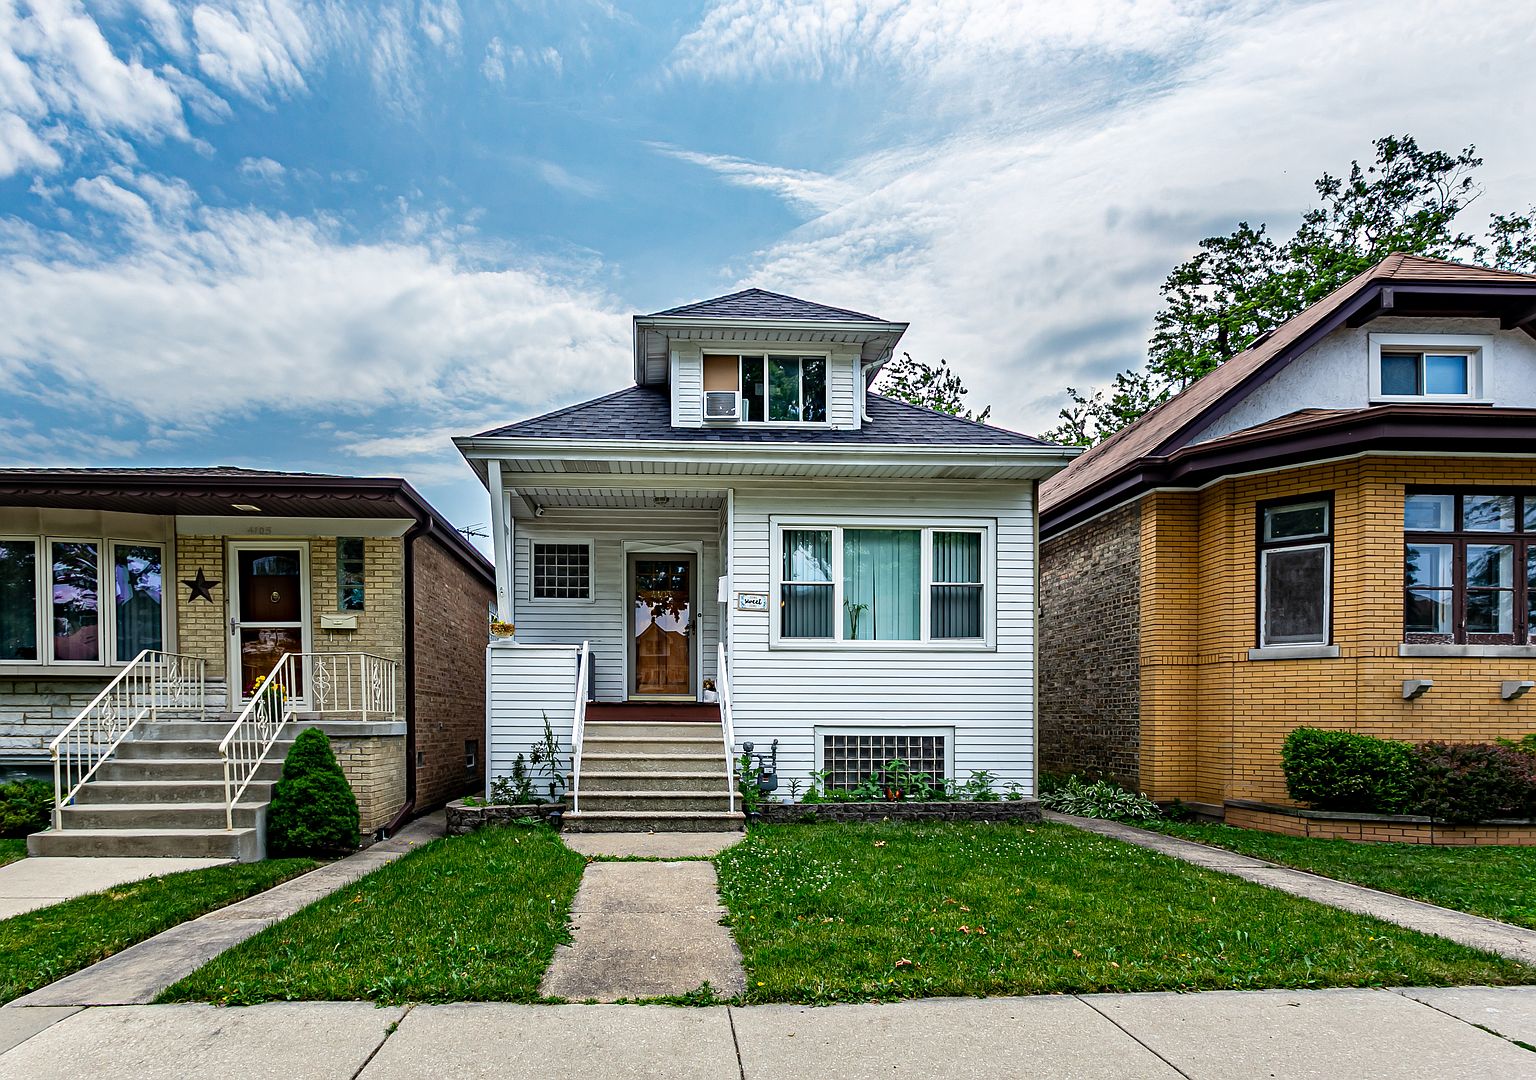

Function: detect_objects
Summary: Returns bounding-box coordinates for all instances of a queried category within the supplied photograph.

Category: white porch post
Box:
[486,459,514,624]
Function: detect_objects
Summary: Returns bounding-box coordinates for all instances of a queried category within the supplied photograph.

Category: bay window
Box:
[776,521,990,645]
[1257,498,1332,648]
[1404,491,1535,644]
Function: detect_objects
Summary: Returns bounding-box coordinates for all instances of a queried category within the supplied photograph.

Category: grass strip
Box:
[715,822,1535,1004]
[161,825,585,1005]
[0,858,315,1004]
[0,838,26,868]
[1146,819,1536,930]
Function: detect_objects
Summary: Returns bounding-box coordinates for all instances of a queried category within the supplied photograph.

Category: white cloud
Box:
[480,34,505,83]
[416,0,460,54]
[535,160,603,199]
[482,37,562,84]
[650,144,849,215]
[191,0,320,103]
[237,153,284,184]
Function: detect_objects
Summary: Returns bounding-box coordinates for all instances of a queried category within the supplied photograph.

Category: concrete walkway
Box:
[6,812,446,1008]
[541,831,746,1001]
[2,987,1535,1078]
[1052,813,1536,966]
[0,856,230,920]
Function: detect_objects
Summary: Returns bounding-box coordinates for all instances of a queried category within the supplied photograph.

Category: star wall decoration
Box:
[182,569,219,603]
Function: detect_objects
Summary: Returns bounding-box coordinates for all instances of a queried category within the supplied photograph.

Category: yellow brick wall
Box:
[329,732,407,834]
[1139,456,1536,805]
[175,535,229,679]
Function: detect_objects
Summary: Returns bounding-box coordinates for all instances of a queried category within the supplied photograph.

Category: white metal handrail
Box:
[569,641,590,813]
[49,650,207,829]
[219,651,400,830]
[717,641,736,814]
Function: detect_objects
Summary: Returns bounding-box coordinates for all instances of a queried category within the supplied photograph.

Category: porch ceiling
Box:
[516,487,726,511]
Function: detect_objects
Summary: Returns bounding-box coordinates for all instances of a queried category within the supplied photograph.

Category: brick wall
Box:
[1038,502,1142,787]
[175,535,228,685]
[410,533,493,809]
[308,536,406,707]
[1138,455,1536,806]
[328,731,407,833]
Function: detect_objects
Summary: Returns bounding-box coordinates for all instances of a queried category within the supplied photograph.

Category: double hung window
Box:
[1257,499,1332,647]
[1404,492,1535,644]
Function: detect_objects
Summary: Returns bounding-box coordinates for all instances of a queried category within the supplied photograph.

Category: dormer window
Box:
[1369,334,1489,403]
[705,354,827,423]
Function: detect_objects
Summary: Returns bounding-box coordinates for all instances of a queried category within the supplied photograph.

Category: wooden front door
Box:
[228,542,309,700]
[630,555,693,698]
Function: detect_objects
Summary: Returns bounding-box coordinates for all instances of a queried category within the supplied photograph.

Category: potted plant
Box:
[702,677,718,703]
[489,619,515,639]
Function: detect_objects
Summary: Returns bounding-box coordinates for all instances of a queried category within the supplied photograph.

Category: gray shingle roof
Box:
[646,288,886,323]
[473,386,1052,447]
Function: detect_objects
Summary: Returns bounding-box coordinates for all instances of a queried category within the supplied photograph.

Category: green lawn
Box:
[161,825,586,1005]
[0,858,315,1004]
[1147,820,1536,930]
[0,839,25,868]
[715,822,1535,1004]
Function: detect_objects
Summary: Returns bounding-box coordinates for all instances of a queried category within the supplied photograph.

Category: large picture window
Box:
[51,540,101,663]
[113,543,164,661]
[1257,498,1331,648]
[776,521,990,646]
[1404,491,1536,644]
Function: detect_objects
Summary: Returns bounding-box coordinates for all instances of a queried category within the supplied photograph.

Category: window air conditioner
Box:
[704,390,740,421]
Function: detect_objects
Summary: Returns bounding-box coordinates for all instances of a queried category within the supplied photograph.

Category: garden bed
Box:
[1225,800,1536,846]
[445,799,564,834]
[758,799,1041,824]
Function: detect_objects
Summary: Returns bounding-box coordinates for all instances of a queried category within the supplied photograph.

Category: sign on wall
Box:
[735,592,769,612]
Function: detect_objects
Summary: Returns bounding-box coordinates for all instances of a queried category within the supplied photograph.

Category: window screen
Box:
[822,732,947,792]
[533,543,591,599]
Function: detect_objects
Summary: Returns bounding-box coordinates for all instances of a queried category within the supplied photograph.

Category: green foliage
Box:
[873,353,992,423]
[1,858,313,1004]
[1412,742,1536,825]
[1039,775,1160,821]
[530,713,566,802]
[737,751,762,815]
[488,753,536,805]
[1496,733,1536,756]
[1045,134,1536,446]
[1281,728,1418,814]
[0,779,51,838]
[267,728,360,856]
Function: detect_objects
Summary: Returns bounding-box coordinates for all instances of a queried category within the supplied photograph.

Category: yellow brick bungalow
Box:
[1038,255,1536,830]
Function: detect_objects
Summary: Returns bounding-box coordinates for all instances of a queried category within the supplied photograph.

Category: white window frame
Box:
[527,538,596,605]
[44,536,107,667]
[108,538,169,664]
[1368,333,1491,404]
[0,536,45,666]
[770,516,995,650]
[1258,532,1332,650]
[814,725,956,787]
[733,352,833,427]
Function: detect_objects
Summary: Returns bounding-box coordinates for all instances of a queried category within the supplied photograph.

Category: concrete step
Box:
[582,736,723,755]
[561,810,744,834]
[115,738,295,761]
[133,720,238,740]
[59,801,265,830]
[28,827,261,860]
[97,758,283,783]
[583,721,723,740]
[579,771,727,793]
[73,779,275,805]
[578,792,732,813]
[579,752,726,773]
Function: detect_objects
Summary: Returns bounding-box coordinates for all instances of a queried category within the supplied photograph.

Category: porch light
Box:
[1501,680,1535,702]
[231,504,262,512]
[1402,678,1433,701]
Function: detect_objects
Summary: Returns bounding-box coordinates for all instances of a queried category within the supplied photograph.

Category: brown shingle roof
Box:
[1040,254,1536,518]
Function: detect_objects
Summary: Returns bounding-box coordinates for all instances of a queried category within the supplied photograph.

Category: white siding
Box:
[508,509,721,702]
[828,349,861,430]
[486,641,581,788]
[671,345,703,427]
[727,480,1038,795]
[668,343,864,430]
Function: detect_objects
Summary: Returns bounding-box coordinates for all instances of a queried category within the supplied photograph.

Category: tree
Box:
[1047,135,1536,447]
[875,352,992,423]
[267,727,360,855]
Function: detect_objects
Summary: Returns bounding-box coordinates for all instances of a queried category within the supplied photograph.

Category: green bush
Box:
[1281,728,1417,813]
[266,728,359,856]
[0,779,51,837]
[1039,776,1161,821]
[1413,742,1536,825]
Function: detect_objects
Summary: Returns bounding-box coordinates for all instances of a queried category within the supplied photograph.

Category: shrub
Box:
[266,728,359,856]
[1039,775,1161,821]
[1413,742,1536,825]
[1281,728,1417,813]
[0,779,52,837]
[1497,733,1536,756]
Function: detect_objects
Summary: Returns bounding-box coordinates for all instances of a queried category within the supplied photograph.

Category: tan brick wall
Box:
[175,535,228,681]
[1139,456,1536,805]
[1226,805,1536,846]
[329,732,407,834]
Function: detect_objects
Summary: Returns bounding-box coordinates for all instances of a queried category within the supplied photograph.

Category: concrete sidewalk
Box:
[2,987,1534,1078]
[0,856,230,920]
[1054,813,1536,966]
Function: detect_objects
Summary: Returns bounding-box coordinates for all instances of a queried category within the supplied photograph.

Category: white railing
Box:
[49,650,207,829]
[219,651,399,830]
[717,641,735,814]
[569,641,590,813]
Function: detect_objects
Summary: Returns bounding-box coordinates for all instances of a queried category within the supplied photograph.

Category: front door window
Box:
[632,557,692,697]
[233,547,306,696]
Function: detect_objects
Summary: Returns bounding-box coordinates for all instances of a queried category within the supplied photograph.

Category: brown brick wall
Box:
[410,533,493,809]
[1039,502,1142,788]
[1138,455,1536,806]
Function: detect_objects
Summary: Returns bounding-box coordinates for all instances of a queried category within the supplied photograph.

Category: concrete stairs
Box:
[28,719,292,862]
[563,706,743,833]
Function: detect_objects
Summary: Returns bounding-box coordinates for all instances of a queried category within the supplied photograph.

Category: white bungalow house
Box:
[454,290,1077,830]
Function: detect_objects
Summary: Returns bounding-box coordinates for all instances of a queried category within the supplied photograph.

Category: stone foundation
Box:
[446,799,564,833]
[1225,800,1536,846]
[758,799,1042,824]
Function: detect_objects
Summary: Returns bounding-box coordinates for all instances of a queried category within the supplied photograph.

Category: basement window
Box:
[819,731,950,792]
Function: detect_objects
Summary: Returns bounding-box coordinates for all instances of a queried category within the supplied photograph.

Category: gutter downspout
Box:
[384,512,430,836]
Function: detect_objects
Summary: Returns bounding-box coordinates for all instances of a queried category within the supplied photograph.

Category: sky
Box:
[1,0,1534,536]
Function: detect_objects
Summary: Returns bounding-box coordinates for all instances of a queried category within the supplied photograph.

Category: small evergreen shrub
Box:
[1413,742,1536,825]
[0,779,52,837]
[1281,728,1417,813]
[1039,775,1161,821]
[266,728,360,856]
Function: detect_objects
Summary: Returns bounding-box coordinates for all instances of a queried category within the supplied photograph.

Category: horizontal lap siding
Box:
[486,644,580,787]
[729,481,1037,793]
